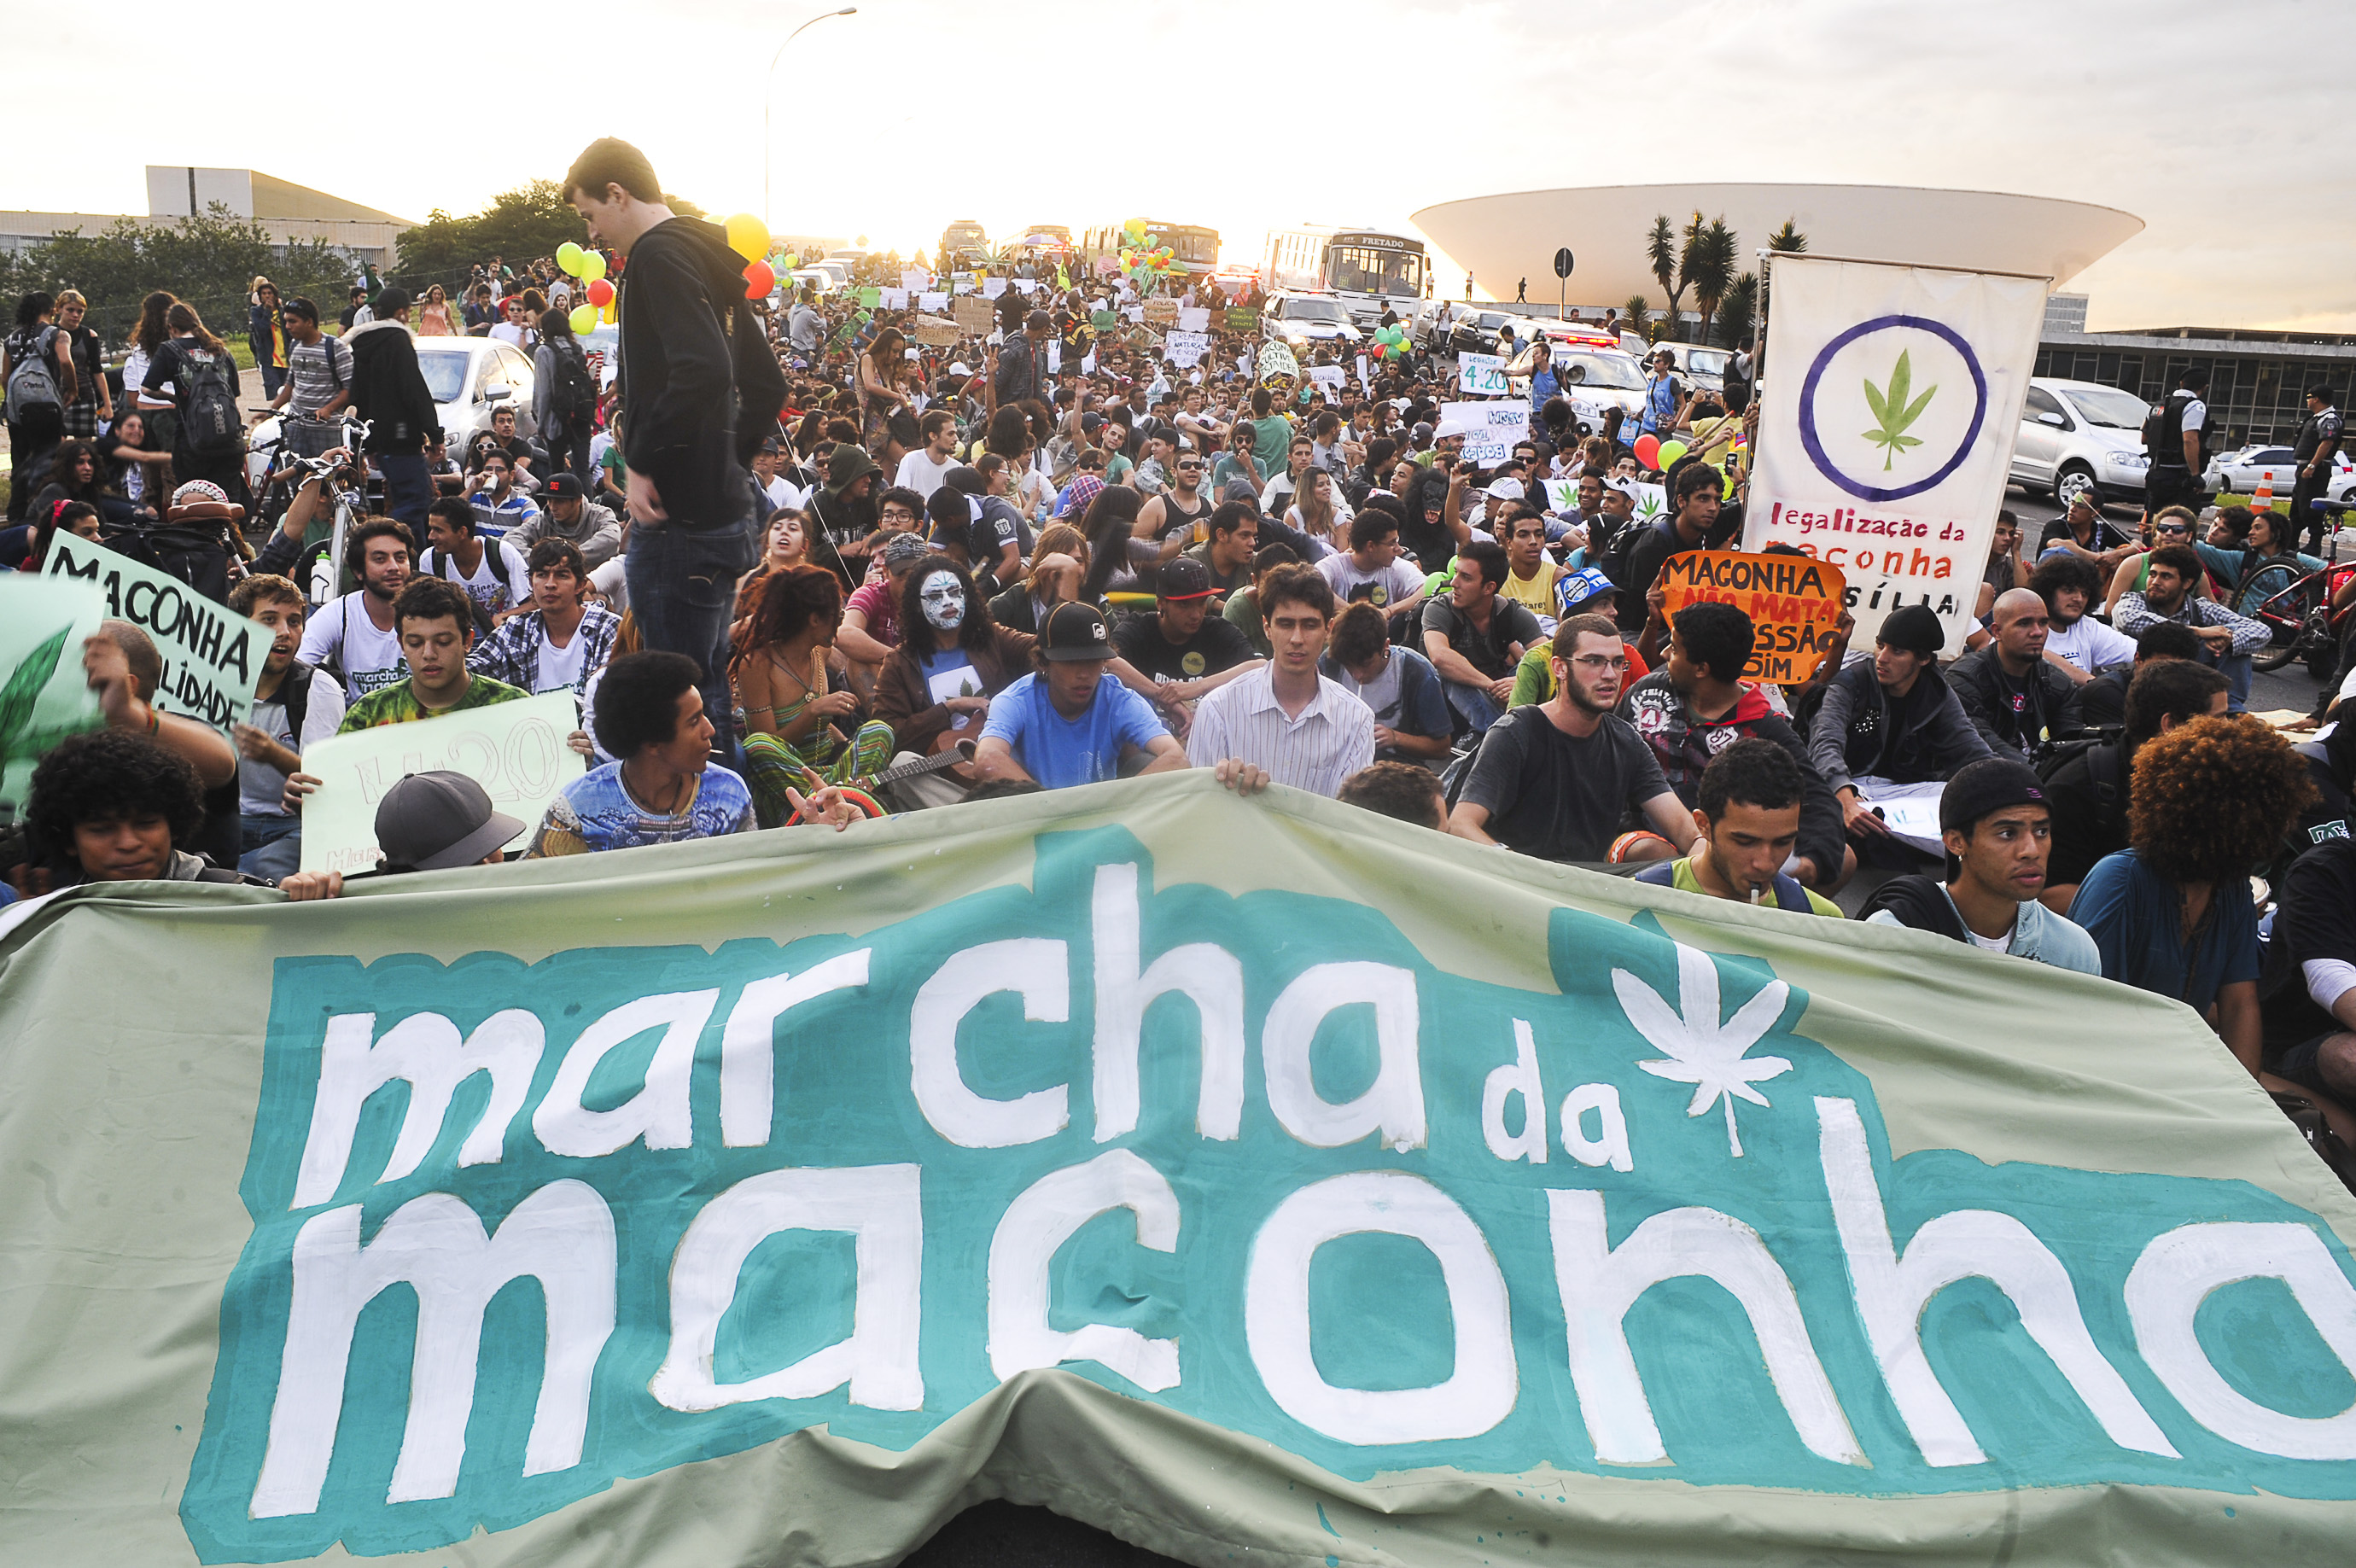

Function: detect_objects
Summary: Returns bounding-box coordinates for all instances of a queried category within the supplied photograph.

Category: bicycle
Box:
[2240,497,2356,679]
[253,416,373,605]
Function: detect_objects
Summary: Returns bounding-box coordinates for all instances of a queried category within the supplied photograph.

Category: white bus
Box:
[1260,227,1431,325]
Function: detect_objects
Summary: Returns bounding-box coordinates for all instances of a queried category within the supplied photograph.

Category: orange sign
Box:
[1657,551,1849,684]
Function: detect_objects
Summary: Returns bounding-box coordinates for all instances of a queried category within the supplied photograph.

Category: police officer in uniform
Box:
[2143,365,2211,522]
[2294,382,2344,555]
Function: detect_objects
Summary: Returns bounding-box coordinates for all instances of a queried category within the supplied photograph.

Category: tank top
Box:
[1158,490,1210,540]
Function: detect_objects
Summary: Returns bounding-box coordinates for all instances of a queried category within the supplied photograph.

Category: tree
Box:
[393,179,592,296]
[1622,294,1653,341]
[0,206,351,347]
[1688,218,1739,345]
[1644,217,1677,314]
[1712,272,1758,351]
[1767,219,1807,254]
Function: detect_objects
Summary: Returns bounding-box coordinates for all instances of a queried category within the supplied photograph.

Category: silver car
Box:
[2009,378,2155,510]
[247,334,539,492]
[2202,443,2356,502]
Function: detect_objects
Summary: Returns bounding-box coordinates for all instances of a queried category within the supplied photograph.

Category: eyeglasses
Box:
[1568,654,1629,671]
[2155,523,2190,535]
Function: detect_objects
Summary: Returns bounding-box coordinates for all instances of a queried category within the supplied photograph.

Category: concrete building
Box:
[2036,295,2356,447]
[0,166,411,270]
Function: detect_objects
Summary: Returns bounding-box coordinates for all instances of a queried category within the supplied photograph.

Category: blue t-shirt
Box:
[530,761,756,856]
[2068,848,2260,1011]
[979,672,1166,789]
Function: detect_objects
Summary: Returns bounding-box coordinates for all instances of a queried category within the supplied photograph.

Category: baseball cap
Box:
[1878,603,1946,657]
[542,472,586,501]
[376,771,522,871]
[1938,757,2048,835]
[948,361,972,376]
[879,533,930,568]
[758,436,782,454]
[1027,309,1052,332]
[1555,567,1617,617]
[1411,422,1434,444]
[1484,476,1525,502]
[1039,601,1114,661]
[1057,473,1105,517]
[1158,557,1216,601]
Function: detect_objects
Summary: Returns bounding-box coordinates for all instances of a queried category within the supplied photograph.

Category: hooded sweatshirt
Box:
[1618,670,1845,880]
[615,217,789,528]
[341,318,440,456]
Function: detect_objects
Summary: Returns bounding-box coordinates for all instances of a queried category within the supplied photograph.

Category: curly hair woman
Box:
[2069,714,2317,1080]
[732,564,895,826]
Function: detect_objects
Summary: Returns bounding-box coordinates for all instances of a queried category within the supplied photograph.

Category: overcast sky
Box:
[3,0,2343,331]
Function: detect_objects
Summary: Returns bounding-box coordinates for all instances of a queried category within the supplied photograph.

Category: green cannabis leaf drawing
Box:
[0,625,74,759]
[1860,349,1938,472]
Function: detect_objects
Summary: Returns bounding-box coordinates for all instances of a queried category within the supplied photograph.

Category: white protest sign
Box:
[982,277,1007,299]
[1177,307,1210,333]
[918,291,948,313]
[1164,331,1211,369]
[1014,280,1038,295]
[1458,353,1510,396]
[1124,306,1145,324]
[1356,353,1371,393]
[44,535,262,732]
[1308,365,1345,395]
[296,691,586,875]
[901,269,930,294]
[1432,401,1530,464]
[880,288,908,311]
[1624,481,1668,528]
[1743,254,2048,647]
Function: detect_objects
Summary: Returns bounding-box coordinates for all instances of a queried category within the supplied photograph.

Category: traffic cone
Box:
[2254,469,2276,512]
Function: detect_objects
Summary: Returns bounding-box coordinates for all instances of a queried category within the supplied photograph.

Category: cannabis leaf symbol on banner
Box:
[0,625,75,763]
[1860,348,1938,472]
[1613,943,1793,1157]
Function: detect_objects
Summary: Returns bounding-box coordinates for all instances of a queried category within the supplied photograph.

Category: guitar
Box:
[930,709,988,782]
[783,741,977,825]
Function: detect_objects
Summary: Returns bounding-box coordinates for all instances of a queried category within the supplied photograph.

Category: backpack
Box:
[5,326,62,418]
[547,338,596,421]
[1855,874,1971,941]
[2033,734,2126,847]
[176,342,246,458]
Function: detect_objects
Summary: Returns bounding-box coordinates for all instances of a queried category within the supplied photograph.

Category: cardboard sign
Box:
[953,295,996,336]
[1458,353,1510,396]
[44,535,262,732]
[0,576,108,819]
[1657,550,1850,683]
[912,317,962,347]
[1308,365,1345,395]
[1164,331,1211,369]
[295,691,586,875]
[981,277,1007,300]
[1177,306,1210,332]
[1142,298,1178,325]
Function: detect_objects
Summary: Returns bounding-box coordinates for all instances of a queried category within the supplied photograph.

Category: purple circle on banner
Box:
[1796,314,1989,503]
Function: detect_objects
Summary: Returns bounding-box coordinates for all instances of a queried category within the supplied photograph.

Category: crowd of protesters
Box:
[6,136,2356,1180]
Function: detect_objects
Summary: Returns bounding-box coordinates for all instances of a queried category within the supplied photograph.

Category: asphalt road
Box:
[2004,483,2347,719]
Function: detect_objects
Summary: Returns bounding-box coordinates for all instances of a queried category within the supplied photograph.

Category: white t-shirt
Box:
[756,473,808,515]
[536,623,590,694]
[296,592,406,696]
[237,666,349,817]
[424,541,532,618]
[1317,554,1425,610]
[2046,614,2137,673]
[489,321,531,353]
[895,448,958,499]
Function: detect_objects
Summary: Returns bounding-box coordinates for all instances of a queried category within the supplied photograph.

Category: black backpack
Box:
[2033,735,2126,845]
[175,342,246,458]
[547,338,596,421]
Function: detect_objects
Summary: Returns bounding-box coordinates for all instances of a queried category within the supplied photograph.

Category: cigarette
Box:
[1749,887,1762,906]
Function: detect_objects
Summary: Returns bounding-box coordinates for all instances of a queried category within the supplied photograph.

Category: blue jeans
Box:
[1443,680,1506,736]
[240,813,303,881]
[260,364,287,399]
[626,516,755,757]
[376,452,433,528]
[2219,650,2253,714]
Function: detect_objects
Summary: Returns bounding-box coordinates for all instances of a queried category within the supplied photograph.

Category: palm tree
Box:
[1622,294,1651,341]
[1688,218,1738,344]
[1767,219,1807,254]
[1645,216,1677,311]
[1659,213,1706,339]
[1712,271,1758,350]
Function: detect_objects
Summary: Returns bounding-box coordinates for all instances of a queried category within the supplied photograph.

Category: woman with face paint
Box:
[873,553,1040,812]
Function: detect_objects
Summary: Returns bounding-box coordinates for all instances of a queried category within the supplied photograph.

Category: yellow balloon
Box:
[783,251,800,270]
[569,304,598,336]
[725,213,770,262]
[577,251,606,284]
[601,303,616,325]
[556,241,584,275]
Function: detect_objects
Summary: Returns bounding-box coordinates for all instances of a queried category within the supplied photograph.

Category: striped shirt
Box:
[1184,666,1375,798]
[285,335,354,423]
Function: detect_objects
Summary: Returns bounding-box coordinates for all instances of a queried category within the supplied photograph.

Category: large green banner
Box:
[3,775,2355,1566]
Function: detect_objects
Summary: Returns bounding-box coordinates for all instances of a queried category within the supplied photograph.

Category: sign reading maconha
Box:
[1743,255,2047,650]
[3,777,2353,1567]
[44,534,263,732]
[1658,550,1850,682]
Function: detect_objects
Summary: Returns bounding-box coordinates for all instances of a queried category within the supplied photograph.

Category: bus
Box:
[1261,227,1430,326]
[1079,219,1222,280]
[938,219,988,268]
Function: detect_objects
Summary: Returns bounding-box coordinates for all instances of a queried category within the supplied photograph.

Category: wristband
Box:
[146,704,160,737]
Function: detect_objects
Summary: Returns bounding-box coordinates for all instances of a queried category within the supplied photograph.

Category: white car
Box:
[2009,378,2156,510]
[1649,341,1730,395]
[788,267,836,297]
[1261,292,1362,349]
[247,335,539,493]
[1536,347,1652,436]
[2202,443,2356,502]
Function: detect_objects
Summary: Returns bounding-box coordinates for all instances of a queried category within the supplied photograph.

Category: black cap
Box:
[1158,557,1216,601]
[373,284,412,316]
[376,772,522,871]
[2309,382,2338,403]
[1039,602,1114,661]
[1939,757,2049,835]
[1027,309,1052,332]
[542,472,586,501]
[1878,604,1945,657]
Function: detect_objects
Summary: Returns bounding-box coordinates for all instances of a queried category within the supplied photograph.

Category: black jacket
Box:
[341,319,440,456]
[616,217,789,528]
[1950,645,2081,755]
[1808,657,1993,795]
[1618,672,1846,883]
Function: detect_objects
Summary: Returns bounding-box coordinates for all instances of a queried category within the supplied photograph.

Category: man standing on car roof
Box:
[2294,382,2344,556]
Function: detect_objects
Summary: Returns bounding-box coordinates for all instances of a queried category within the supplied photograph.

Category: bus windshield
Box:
[1328,243,1424,297]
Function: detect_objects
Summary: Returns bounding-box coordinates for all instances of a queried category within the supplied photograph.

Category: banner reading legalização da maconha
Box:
[3,774,2354,1568]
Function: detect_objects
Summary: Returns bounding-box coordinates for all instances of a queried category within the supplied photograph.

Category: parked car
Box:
[246,335,539,494]
[1444,307,1515,359]
[2009,378,2160,510]
[788,267,836,297]
[1261,291,1362,349]
[1649,341,1730,395]
[2202,443,2356,502]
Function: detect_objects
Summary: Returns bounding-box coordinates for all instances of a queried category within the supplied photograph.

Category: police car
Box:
[2202,443,2356,503]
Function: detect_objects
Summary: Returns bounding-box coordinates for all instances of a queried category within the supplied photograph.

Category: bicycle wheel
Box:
[2240,561,2307,671]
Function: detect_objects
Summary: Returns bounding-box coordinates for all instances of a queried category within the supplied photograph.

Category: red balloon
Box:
[1633,434,1661,469]
[742,259,775,300]
[586,278,615,308]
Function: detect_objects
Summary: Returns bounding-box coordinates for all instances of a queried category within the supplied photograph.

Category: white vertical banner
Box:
[1743,257,2048,650]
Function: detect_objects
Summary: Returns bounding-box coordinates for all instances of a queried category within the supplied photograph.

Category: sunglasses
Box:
[2155,522,2191,535]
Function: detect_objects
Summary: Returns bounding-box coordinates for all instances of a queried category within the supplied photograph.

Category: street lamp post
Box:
[764,7,856,231]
